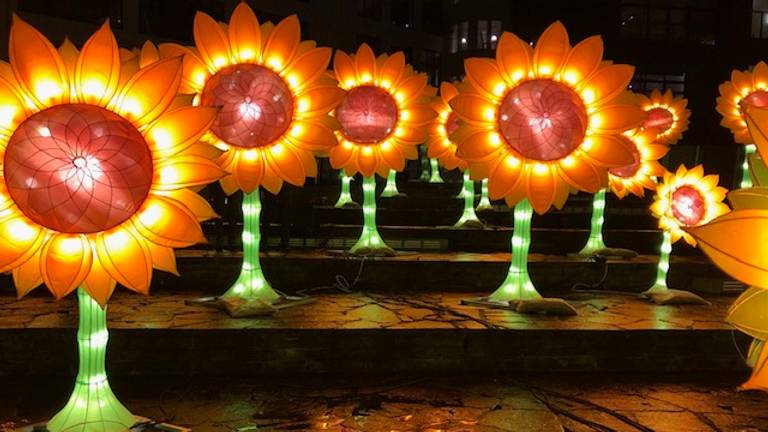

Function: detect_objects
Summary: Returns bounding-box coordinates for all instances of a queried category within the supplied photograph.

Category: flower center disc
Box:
[498,79,588,161]
[201,63,294,148]
[671,185,706,226]
[445,112,459,136]
[609,137,641,179]
[743,90,768,109]
[4,104,153,233]
[336,86,398,143]
[643,107,674,133]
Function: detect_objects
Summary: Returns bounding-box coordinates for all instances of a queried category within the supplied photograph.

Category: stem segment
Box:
[453,171,482,227]
[428,158,444,183]
[476,179,492,211]
[418,146,430,182]
[350,176,393,255]
[380,170,401,197]
[578,189,607,255]
[47,289,134,432]
[647,230,672,293]
[741,144,756,189]
[334,172,357,208]
[488,199,542,302]
[222,190,280,302]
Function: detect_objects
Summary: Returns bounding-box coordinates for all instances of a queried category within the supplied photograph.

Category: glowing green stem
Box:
[350,176,392,255]
[647,230,672,293]
[47,289,134,432]
[334,172,356,208]
[418,146,431,182]
[488,199,541,302]
[476,178,492,210]
[428,158,444,183]
[222,190,280,302]
[741,144,756,188]
[380,170,401,197]
[578,189,607,255]
[454,171,482,227]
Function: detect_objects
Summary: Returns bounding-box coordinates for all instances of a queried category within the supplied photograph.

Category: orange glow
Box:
[717,62,768,144]
[608,128,669,198]
[426,82,466,171]
[637,89,689,145]
[449,22,646,214]
[0,17,222,305]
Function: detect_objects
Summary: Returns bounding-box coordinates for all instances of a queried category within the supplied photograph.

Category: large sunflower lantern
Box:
[647,164,729,304]
[1,17,222,431]
[717,62,768,188]
[450,22,645,314]
[577,127,670,256]
[329,44,436,256]
[159,3,344,315]
[427,81,483,228]
[637,89,690,145]
[687,105,768,391]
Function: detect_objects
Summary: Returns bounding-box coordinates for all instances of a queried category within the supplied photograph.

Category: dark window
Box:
[415,49,440,87]
[752,0,768,39]
[391,0,412,28]
[630,72,686,96]
[620,0,715,45]
[357,0,382,21]
[19,0,123,27]
[421,0,443,34]
[139,0,224,41]
[476,19,502,50]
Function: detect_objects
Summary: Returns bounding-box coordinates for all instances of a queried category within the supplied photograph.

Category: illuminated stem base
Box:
[221,190,280,304]
[577,189,607,256]
[488,199,541,302]
[380,170,404,198]
[350,175,395,256]
[453,171,483,228]
[47,289,134,432]
[334,173,358,208]
[741,144,756,189]
[428,158,444,183]
[476,179,492,211]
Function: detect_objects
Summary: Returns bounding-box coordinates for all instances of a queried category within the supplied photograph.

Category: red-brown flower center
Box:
[336,86,398,143]
[498,79,587,161]
[643,107,674,133]
[671,185,706,226]
[201,63,294,148]
[743,90,768,109]
[445,112,459,136]
[4,104,153,233]
[609,137,641,179]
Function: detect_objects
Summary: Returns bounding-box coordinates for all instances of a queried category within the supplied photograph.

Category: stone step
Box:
[0,291,747,377]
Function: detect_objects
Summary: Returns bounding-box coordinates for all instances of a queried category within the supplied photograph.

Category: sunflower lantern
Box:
[577,126,669,256]
[646,164,729,304]
[638,89,690,145]
[159,3,344,315]
[426,81,483,228]
[687,105,768,390]
[329,44,436,256]
[0,17,222,431]
[450,22,645,314]
[716,62,768,188]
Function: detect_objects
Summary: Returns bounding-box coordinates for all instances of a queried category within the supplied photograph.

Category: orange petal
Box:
[582,134,635,167]
[0,215,46,273]
[754,62,768,89]
[146,106,218,158]
[333,50,357,86]
[260,154,285,194]
[590,104,646,134]
[455,130,503,162]
[156,188,218,222]
[686,210,768,290]
[329,141,356,169]
[380,143,405,171]
[496,32,531,84]
[12,252,42,298]
[82,255,117,307]
[263,15,301,72]
[439,82,458,104]
[158,43,209,93]
[231,150,264,194]
[286,47,332,90]
[288,120,338,152]
[0,77,29,136]
[728,187,768,210]
[228,1,261,63]
[732,70,752,94]
[581,64,634,106]
[558,156,603,193]
[266,143,308,186]
[401,106,437,126]
[560,35,603,85]
[379,52,405,88]
[193,11,231,70]
[9,14,69,106]
[96,226,152,294]
[357,148,379,178]
[745,106,768,161]
[296,86,345,118]
[134,196,206,248]
[532,21,569,77]
[139,41,159,68]
[40,234,93,300]
[488,157,523,199]
[153,155,226,190]
[113,57,183,125]
[58,38,79,79]
[449,93,496,126]
[464,58,506,100]
[393,74,428,105]
[355,44,377,82]
[527,164,557,214]
[146,242,179,276]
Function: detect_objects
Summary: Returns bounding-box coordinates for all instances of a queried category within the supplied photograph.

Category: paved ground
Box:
[1,375,766,431]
